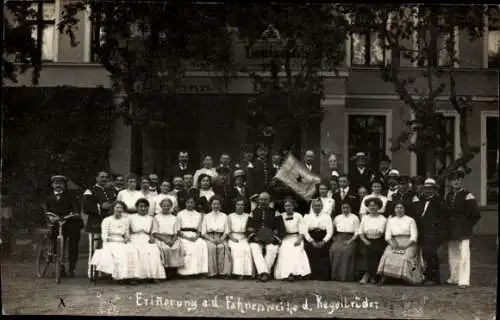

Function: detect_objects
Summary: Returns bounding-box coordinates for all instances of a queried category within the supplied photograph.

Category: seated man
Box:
[246,192,285,282]
[43,175,83,277]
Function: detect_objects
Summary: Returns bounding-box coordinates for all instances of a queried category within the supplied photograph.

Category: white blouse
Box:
[199,188,215,201]
[101,215,130,242]
[140,190,157,200]
[201,211,229,234]
[193,168,218,189]
[385,215,418,242]
[116,189,143,211]
[359,194,389,216]
[228,213,249,233]
[129,214,155,234]
[301,213,334,243]
[149,193,178,216]
[281,212,303,234]
[309,197,335,216]
[357,214,387,239]
[176,209,203,234]
[333,213,360,234]
[153,214,179,235]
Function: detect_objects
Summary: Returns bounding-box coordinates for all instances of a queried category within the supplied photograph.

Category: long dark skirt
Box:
[329,233,357,281]
[304,229,330,280]
[364,237,386,280]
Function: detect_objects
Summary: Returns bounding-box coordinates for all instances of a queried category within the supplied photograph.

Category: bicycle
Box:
[35,212,79,284]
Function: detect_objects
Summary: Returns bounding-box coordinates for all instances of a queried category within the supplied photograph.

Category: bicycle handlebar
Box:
[44,212,79,221]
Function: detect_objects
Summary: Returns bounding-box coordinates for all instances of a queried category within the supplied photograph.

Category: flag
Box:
[274,154,321,200]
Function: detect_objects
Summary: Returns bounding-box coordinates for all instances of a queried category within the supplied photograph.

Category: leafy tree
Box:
[341,4,499,180]
[226,4,349,153]
[3,1,42,84]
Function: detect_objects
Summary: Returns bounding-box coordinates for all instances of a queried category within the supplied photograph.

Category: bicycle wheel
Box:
[55,236,64,284]
[35,236,52,278]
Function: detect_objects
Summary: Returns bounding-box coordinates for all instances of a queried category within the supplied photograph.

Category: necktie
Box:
[341,189,345,199]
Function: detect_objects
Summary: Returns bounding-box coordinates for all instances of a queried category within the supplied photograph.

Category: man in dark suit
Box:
[231,169,251,213]
[169,151,193,182]
[371,154,392,190]
[43,175,83,277]
[82,171,116,278]
[349,152,373,192]
[444,171,481,288]
[303,150,319,175]
[213,167,234,214]
[333,174,360,217]
[386,175,419,218]
[415,178,447,286]
[249,143,272,200]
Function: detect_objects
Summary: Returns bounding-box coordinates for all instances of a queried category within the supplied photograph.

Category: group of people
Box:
[43,144,481,288]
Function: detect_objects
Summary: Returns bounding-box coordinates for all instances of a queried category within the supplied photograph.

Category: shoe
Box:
[445,279,455,285]
[260,273,270,282]
[378,276,387,286]
[286,275,295,282]
[238,275,245,280]
[369,278,377,285]
[458,284,469,289]
[424,280,437,286]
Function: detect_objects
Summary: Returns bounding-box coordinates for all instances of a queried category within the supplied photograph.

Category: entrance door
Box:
[486,116,499,205]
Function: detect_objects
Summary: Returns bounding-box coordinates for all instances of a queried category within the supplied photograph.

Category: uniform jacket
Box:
[82,184,117,233]
[246,207,285,244]
[249,158,272,196]
[445,189,481,241]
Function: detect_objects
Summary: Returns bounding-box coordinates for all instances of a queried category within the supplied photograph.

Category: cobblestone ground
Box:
[1,233,497,319]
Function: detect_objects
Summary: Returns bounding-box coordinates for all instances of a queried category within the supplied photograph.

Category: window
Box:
[486,117,498,204]
[350,31,387,66]
[90,10,105,63]
[416,115,455,176]
[348,115,386,170]
[417,30,457,67]
[488,15,500,69]
[14,1,56,62]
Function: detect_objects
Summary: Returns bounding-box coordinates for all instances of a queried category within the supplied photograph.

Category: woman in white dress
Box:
[176,196,209,277]
[90,201,140,283]
[149,181,178,216]
[377,201,424,285]
[357,197,387,285]
[359,181,390,217]
[201,196,232,278]
[193,155,218,189]
[311,182,335,216]
[128,198,166,282]
[153,198,185,278]
[227,199,253,279]
[329,200,360,281]
[116,175,142,214]
[274,198,311,281]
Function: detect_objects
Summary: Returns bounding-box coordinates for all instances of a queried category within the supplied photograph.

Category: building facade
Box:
[5,2,499,232]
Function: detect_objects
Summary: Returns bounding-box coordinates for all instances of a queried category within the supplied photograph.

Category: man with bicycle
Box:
[43,175,83,277]
[82,171,116,278]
